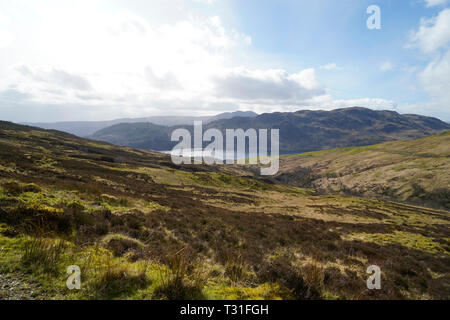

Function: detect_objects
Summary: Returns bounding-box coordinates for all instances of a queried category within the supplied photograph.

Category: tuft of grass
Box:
[258,252,324,300]
[6,203,70,234]
[102,234,144,257]
[154,249,206,300]
[1,180,22,195]
[21,236,67,274]
[92,256,149,299]
[223,254,253,285]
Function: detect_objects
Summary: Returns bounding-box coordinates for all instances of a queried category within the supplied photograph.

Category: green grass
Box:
[0,224,292,300]
[1,123,449,300]
[346,231,449,255]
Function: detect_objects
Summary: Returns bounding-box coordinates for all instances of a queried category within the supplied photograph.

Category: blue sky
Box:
[216,0,447,107]
[0,0,449,121]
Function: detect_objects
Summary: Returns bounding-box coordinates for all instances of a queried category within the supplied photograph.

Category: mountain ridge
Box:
[22,111,258,137]
[89,107,450,154]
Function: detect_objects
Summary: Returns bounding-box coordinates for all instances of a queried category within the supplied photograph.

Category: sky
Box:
[0,0,449,122]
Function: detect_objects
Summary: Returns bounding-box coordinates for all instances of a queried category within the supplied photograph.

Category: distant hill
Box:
[208,111,259,122]
[89,107,450,153]
[274,131,450,209]
[23,111,258,137]
[88,122,175,151]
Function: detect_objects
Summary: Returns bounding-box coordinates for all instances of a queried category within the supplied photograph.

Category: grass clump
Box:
[91,256,149,299]
[222,253,254,285]
[102,233,144,257]
[258,252,325,300]
[1,180,41,196]
[21,236,68,274]
[0,202,72,235]
[154,249,206,300]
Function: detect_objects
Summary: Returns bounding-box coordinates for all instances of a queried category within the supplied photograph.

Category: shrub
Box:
[258,253,324,300]
[1,225,18,237]
[154,249,205,300]
[218,250,253,285]
[99,195,130,207]
[66,200,85,213]
[224,256,251,285]
[92,256,149,298]
[300,262,325,298]
[102,234,144,257]
[118,197,130,207]
[1,181,23,195]
[94,222,110,236]
[1,181,41,195]
[100,194,118,204]
[22,183,41,193]
[5,203,72,234]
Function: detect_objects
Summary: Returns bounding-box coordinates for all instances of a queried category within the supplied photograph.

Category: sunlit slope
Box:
[276,131,450,209]
[0,121,449,300]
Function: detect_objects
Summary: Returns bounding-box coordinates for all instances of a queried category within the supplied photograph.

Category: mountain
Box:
[23,111,258,137]
[0,121,449,300]
[87,122,175,151]
[208,110,258,122]
[89,107,450,153]
[273,131,450,209]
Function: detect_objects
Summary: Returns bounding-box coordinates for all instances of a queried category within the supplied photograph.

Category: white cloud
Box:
[286,95,398,112]
[213,67,324,102]
[419,48,450,115]
[0,7,255,113]
[424,0,449,7]
[0,28,13,48]
[144,67,182,90]
[0,2,344,121]
[328,98,398,111]
[16,65,92,91]
[380,61,395,71]
[0,12,13,48]
[220,92,398,116]
[319,63,341,71]
[406,8,450,121]
[402,102,450,120]
[408,9,450,54]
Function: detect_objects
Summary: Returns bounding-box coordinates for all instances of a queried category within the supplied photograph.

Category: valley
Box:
[0,121,449,300]
[274,131,450,210]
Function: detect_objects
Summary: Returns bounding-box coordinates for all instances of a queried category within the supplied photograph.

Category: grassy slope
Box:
[276,131,450,210]
[0,122,449,300]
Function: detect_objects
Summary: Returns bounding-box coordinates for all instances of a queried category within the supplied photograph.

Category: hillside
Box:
[24,111,258,137]
[274,131,450,210]
[0,121,449,300]
[89,107,450,153]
